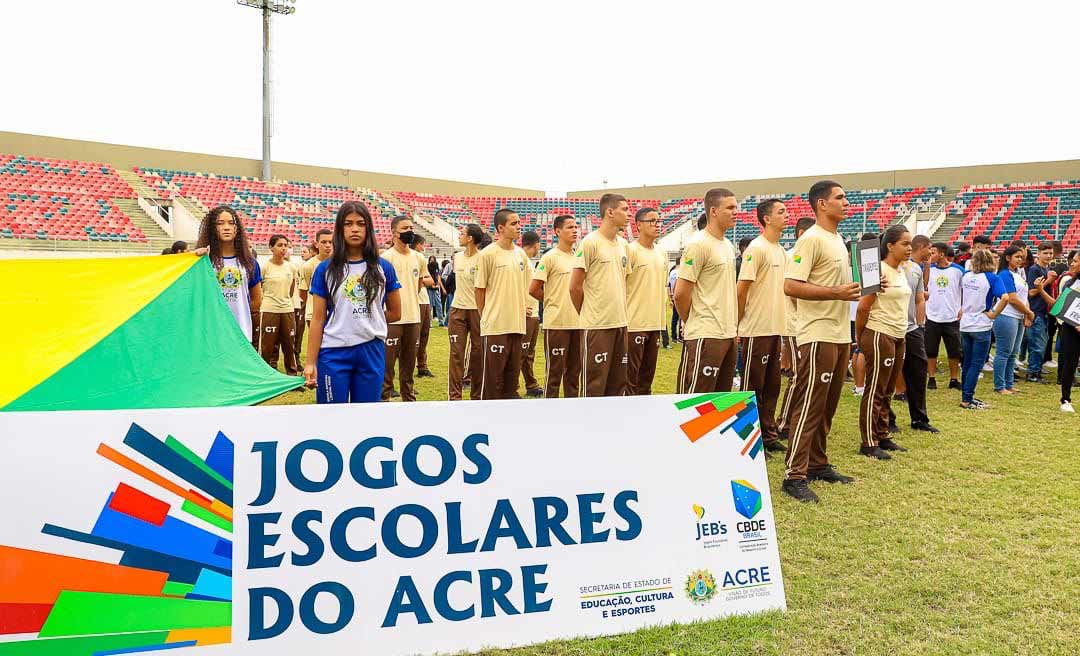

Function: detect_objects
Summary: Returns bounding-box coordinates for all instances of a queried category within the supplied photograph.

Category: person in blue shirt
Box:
[195,205,262,344]
[958,250,1009,409]
[992,246,1035,394]
[1024,242,1058,382]
[304,201,402,403]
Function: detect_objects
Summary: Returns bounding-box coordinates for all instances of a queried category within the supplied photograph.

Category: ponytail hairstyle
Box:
[879,225,910,260]
[999,245,1022,273]
[197,205,256,278]
[326,201,384,308]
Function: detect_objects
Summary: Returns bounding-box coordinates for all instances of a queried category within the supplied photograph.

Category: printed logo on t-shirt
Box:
[792,255,802,264]
[344,273,371,315]
[621,255,628,269]
[519,261,526,272]
[218,266,242,289]
[935,275,950,288]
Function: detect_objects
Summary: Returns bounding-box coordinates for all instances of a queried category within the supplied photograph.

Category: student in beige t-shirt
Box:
[297,229,332,359]
[855,225,913,458]
[448,223,484,400]
[381,216,424,402]
[625,207,668,395]
[674,188,740,394]
[530,215,581,398]
[570,194,631,397]
[519,231,544,397]
[411,236,435,378]
[777,217,816,446]
[780,181,862,504]
[475,209,531,400]
[259,235,299,375]
[736,199,790,452]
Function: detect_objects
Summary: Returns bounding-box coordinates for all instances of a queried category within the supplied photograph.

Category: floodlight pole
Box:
[237,0,296,182]
[262,4,271,182]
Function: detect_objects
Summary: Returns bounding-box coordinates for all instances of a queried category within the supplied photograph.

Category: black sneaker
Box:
[927,377,938,390]
[860,446,892,460]
[879,438,908,452]
[911,421,941,434]
[888,423,901,434]
[417,368,435,378]
[808,465,855,484]
[1026,374,1042,383]
[948,379,962,390]
[782,479,819,503]
[763,440,787,453]
[525,388,544,398]
[894,392,907,402]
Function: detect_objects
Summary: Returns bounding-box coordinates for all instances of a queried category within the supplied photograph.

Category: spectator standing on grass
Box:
[1025,242,1058,383]
[1054,250,1080,412]
[258,235,299,375]
[992,246,1035,395]
[305,201,401,404]
[959,249,1008,410]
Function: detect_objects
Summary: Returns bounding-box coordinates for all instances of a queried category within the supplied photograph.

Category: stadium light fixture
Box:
[237,0,297,181]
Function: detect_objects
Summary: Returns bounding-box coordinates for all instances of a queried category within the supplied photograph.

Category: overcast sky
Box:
[2,0,1077,194]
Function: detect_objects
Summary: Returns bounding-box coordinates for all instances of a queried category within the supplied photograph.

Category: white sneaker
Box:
[1062,401,1075,413]
[852,387,865,396]
[982,362,994,372]
[733,376,742,390]
[1046,360,1058,368]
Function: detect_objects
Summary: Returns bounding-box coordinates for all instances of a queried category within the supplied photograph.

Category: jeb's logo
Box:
[693,504,727,542]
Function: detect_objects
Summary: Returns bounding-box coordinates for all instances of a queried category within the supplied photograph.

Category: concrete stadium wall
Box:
[568,160,1080,200]
[0,131,543,197]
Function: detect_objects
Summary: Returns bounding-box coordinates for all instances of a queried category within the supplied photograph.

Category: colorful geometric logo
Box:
[684,257,694,266]
[0,423,233,653]
[935,275,949,288]
[674,392,763,459]
[692,504,705,520]
[684,569,717,604]
[731,480,763,519]
[792,255,802,264]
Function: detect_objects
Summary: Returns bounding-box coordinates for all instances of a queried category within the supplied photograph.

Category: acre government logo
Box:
[684,569,717,605]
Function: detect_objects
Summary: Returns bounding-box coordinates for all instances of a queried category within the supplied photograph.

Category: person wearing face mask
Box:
[380,216,424,402]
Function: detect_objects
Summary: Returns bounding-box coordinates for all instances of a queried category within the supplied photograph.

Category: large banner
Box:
[0,393,785,656]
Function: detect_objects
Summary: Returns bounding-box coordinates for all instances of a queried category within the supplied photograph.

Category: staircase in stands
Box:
[118,169,207,228]
[380,190,455,259]
[928,187,964,242]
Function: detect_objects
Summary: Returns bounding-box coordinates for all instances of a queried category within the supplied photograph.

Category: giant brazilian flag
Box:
[2,255,302,411]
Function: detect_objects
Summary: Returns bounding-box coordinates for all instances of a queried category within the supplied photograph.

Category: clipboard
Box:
[850,237,882,296]
[1050,287,1080,328]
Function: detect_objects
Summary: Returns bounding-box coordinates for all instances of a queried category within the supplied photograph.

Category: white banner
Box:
[0,393,785,655]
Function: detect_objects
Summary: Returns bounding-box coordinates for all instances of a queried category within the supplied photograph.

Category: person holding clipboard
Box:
[1051,250,1080,412]
[854,225,911,459]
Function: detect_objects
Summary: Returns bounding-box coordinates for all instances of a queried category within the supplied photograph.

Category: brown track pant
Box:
[479,333,523,400]
[447,307,482,400]
[544,329,581,398]
[258,311,298,375]
[250,310,261,348]
[739,335,782,445]
[417,304,432,370]
[383,322,420,402]
[579,327,628,397]
[858,329,906,448]
[677,337,737,394]
[783,341,849,481]
[777,336,800,439]
[627,330,662,395]
[521,316,542,392]
[294,303,306,358]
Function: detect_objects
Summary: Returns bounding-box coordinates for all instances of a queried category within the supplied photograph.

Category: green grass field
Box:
[265,323,1080,655]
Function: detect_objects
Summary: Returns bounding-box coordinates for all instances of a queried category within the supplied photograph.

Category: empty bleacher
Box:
[0,154,145,242]
[946,181,1080,249]
[136,168,394,247]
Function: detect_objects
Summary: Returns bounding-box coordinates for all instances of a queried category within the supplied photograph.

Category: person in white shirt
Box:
[924,242,965,390]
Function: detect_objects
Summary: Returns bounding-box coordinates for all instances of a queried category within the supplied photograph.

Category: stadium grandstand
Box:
[1,132,1079,260]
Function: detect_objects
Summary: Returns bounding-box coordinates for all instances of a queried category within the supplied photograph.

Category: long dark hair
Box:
[326,201,384,307]
[879,225,909,260]
[999,245,1022,273]
[197,206,256,277]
